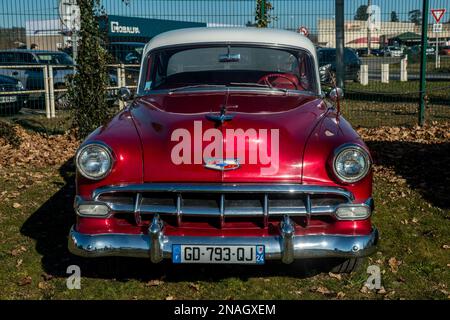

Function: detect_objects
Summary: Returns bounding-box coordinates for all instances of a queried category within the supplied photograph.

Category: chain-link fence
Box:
[0,0,449,127]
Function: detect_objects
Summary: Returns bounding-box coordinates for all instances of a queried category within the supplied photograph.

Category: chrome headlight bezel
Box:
[332,144,371,184]
[75,142,114,180]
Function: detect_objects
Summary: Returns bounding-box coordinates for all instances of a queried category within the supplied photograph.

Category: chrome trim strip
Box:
[134,193,142,226]
[176,193,182,226]
[305,194,312,226]
[263,194,269,227]
[220,194,225,228]
[93,183,354,201]
[68,225,379,261]
[105,202,337,217]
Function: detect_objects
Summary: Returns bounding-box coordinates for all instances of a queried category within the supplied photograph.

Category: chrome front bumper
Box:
[68,215,378,263]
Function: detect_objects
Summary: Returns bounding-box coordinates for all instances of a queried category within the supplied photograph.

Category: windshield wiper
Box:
[168,84,226,93]
[228,82,287,93]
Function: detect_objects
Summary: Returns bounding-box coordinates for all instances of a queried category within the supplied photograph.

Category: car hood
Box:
[130,90,327,183]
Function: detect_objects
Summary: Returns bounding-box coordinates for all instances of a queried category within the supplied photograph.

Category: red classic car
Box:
[69,28,378,272]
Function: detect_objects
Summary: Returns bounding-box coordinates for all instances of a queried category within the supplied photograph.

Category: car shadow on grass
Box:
[20,159,339,282]
[367,140,449,209]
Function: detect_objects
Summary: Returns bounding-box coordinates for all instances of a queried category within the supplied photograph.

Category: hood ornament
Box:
[204,158,240,171]
[206,104,238,124]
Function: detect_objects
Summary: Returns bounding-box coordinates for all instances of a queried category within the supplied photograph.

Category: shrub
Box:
[68,0,112,139]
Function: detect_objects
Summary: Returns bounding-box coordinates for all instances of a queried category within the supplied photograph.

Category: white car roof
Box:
[143,27,317,56]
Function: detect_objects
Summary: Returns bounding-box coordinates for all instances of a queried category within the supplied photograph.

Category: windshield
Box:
[37,53,74,65]
[140,45,318,94]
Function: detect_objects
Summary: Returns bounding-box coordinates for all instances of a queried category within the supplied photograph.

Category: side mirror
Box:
[118,87,132,101]
[328,87,344,101]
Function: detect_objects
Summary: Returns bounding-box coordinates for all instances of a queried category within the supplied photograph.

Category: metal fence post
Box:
[381,64,389,83]
[360,65,369,85]
[400,57,408,82]
[118,64,125,110]
[48,65,56,118]
[335,0,345,89]
[43,65,51,119]
[418,0,429,126]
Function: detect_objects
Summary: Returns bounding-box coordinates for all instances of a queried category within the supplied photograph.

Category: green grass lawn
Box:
[388,56,450,73]
[0,126,448,299]
[342,81,450,127]
[346,81,450,100]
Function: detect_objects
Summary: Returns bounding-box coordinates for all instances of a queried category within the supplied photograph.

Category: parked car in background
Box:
[0,49,119,108]
[356,48,383,57]
[384,46,403,57]
[370,48,384,57]
[0,74,27,114]
[317,47,361,83]
[69,28,377,273]
[0,50,74,91]
[440,46,450,56]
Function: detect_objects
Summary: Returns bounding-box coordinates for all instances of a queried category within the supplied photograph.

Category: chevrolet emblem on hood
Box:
[204,158,240,171]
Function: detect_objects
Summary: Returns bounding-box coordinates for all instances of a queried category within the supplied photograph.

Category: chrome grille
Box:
[94,183,353,227]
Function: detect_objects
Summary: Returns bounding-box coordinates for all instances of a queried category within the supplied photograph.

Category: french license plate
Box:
[172,245,265,264]
[0,96,17,103]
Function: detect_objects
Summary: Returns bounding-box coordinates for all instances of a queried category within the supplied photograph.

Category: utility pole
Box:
[367,0,372,56]
[418,0,429,126]
[335,0,345,88]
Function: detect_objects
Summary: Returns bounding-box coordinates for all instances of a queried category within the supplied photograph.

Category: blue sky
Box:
[1,0,449,30]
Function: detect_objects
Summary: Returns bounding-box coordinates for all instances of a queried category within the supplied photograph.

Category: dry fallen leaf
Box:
[377,286,387,294]
[189,282,201,291]
[18,276,32,286]
[360,285,370,294]
[328,272,342,281]
[16,259,23,268]
[314,286,333,295]
[388,257,401,273]
[12,202,21,209]
[165,295,175,300]
[38,282,47,290]
[42,273,53,281]
[336,291,346,299]
[146,279,163,287]
[442,245,450,250]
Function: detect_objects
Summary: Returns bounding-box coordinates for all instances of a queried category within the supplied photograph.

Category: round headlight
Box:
[332,144,370,183]
[76,143,113,180]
